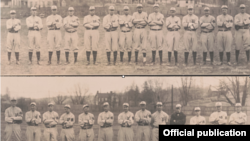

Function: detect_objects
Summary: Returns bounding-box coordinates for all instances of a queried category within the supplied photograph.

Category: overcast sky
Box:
[1,77,243,99]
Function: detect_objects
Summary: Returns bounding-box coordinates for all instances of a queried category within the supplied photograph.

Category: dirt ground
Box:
[1,18,250,75]
[1,111,209,141]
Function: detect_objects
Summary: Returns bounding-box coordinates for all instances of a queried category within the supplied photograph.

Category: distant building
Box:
[3,0,60,7]
[94,91,120,110]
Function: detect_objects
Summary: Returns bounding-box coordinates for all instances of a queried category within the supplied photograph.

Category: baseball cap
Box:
[221,5,228,9]
[123,103,129,107]
[235,103,242,107]
[51,5,57,10]
[176,104,182,108]
[194,107,201,111]
[139,101,146,105]
[204,7,210,11]
[89,6,95,10]
[156,102,162,106]
[48,102,54,106]
[109,6,115,10]
[10,97,17,101]
[136,4,143,8]
[240,4,246,8]
[64,104,71,108]
[103,102,109,107]
[188,5,193,9]
[123,6,129,10]
[10,10,16,14]
[30,102,36,106]
[153,4,159,8]
[215,102,222,107]
[68,7,74,11]
[83,104,89,109]
[31,7,37,10]
[170,7,176,11]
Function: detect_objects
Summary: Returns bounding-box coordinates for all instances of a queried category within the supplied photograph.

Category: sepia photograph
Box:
[1,0,250,75]
[1,76,250,141]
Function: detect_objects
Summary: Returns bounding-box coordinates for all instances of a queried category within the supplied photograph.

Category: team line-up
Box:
[6,4,250,66]
[5,97,247,141]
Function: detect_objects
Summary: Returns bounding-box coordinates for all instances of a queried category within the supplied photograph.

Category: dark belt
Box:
[153,126,159,128]
[66,30,77,33]
[121,125,132,128]
[136,27,145,29]
[29,29,40,31]
[150,29,162,31]
[218,29,230,32]
[105,29,117,32]
[49,28,60,30]
[81,127,92,130]
[45,125,56,128]
[62,127,73,129]
[28,124,38,126]
[238,27,249,29]
[185,29,196,31]
[121,30,131,33]
[9,31,18,33]
[138,123,149,126]
[167,29,179,31]
[101,125,112,128]
[201,30,213,33]
[86,27,98,30]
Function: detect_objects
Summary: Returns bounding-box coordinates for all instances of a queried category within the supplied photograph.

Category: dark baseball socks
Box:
[128,51,131,62]
[120,51,124,62]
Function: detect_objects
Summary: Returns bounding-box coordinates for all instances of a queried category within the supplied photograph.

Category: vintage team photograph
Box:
[1,76,250,141]
[1,0,250,75]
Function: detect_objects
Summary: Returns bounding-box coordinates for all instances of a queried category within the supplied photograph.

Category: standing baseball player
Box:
[117,103,134,141]
[165,7,181,66]
[83,6,100,65]
[46,5,63,65]
[63,7,80,65]
[229,103,247,125]
[97,102,114,141]
[148,4,164,65]
[234,4,250,66]
[135,101,151,141]
[217,5,233,66]
[132,4,148,65]
[103,6,119,66]
[26,7,43,65]
[190,107,206,125]
[200,7,216,66]
[78,104,95,141]
[59,104,75,141]
[209,102,228,125]
[25,102,42,141]
[119,6,133,65]
[151,102,169,141]
[4,97,23,141]
[182,5,199,66]
[169,104,186,125]
[43,102,59,141]
[6,10,21,65]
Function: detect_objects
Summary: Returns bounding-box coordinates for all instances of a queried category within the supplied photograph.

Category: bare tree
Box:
[178,77,193,106]
[53,93,67,105]
[147,78,168,103]
[69,84,90,105]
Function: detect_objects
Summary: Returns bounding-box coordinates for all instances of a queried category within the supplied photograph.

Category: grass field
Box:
[1,112,209,141]
[1,17,250,75]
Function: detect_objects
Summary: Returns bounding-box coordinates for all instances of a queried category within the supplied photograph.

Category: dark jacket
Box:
[170,112,186,125]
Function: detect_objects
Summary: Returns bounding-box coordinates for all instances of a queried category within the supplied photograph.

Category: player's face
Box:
[195,110,200,116]
[205,10,210,16]
[31,10,37,16]
[170,10,175,16]
[90,10,95,16]
[48,105,54,111]
[52,9,57,15]
[216,106,222,111]
[31,105,36,111]
[154,7,159,13]
[140,104,146,110]
[104,106,109,112]
[123,106,129,112]
[84,107,89,113]
[176,107,181,113]
[240,8,245,13]
[11,100,17,107]
[157,105,162,111]
[109,10,114,15]
[137,7,143,13]
[236,107,241,113]
[222,9,227,14]
[10,13,16,19]
[69,10,74,16]
[124,10,129,15]
[64,107,70,113]
[188,9,193,15]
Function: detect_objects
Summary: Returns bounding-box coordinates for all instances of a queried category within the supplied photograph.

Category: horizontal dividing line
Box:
[1,75,249,77]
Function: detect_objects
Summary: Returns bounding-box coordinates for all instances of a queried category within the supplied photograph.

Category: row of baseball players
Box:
[6,4,250,66]
[5,97,247,141]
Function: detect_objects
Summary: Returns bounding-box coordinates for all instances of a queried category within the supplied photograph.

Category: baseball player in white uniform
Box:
[78,104,95,141]
[229,103,247,125]
[132,4,148,65]
[43,102,59,141]
[63,7,80,65]
[190,107,206,125]
[4,97,23,141]
[148,4,164,65]
[117,103,134,141]
[135,101,151,141]
[103,6,119,66]
[26,7,43,65]
[59,104,75,141]
[151,102,169,141]
[83,6,100,65]
[119,6,133,65]
[46,5,63,65]
[6,10,21,65]
[182,5,199,66]
[165,7,181,66]
[97,102,114,141]
[25,102,42,141]
[209,102,228,125]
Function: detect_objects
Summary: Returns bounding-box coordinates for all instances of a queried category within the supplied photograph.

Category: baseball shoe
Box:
[106,62,111,66]
[183,63,187,67]
[57,61,61,65]
[175,62,179,66]
[119,62,124,66]
[227,62,232,66]
[135,62,138,65]
[74,61,78,65]
[86,61,90,66]
[150,62,155,66]
[8,61,11,65]
[64,61,70,65]
[160,62,167,66]
[217,62,223,66]
[28,61,32,65]
[37,61,41,65]
[16,61,20,65]
[127,61,132,65]
[247,62,250,66]
[47,61,51,65]
[113,62,116,66]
